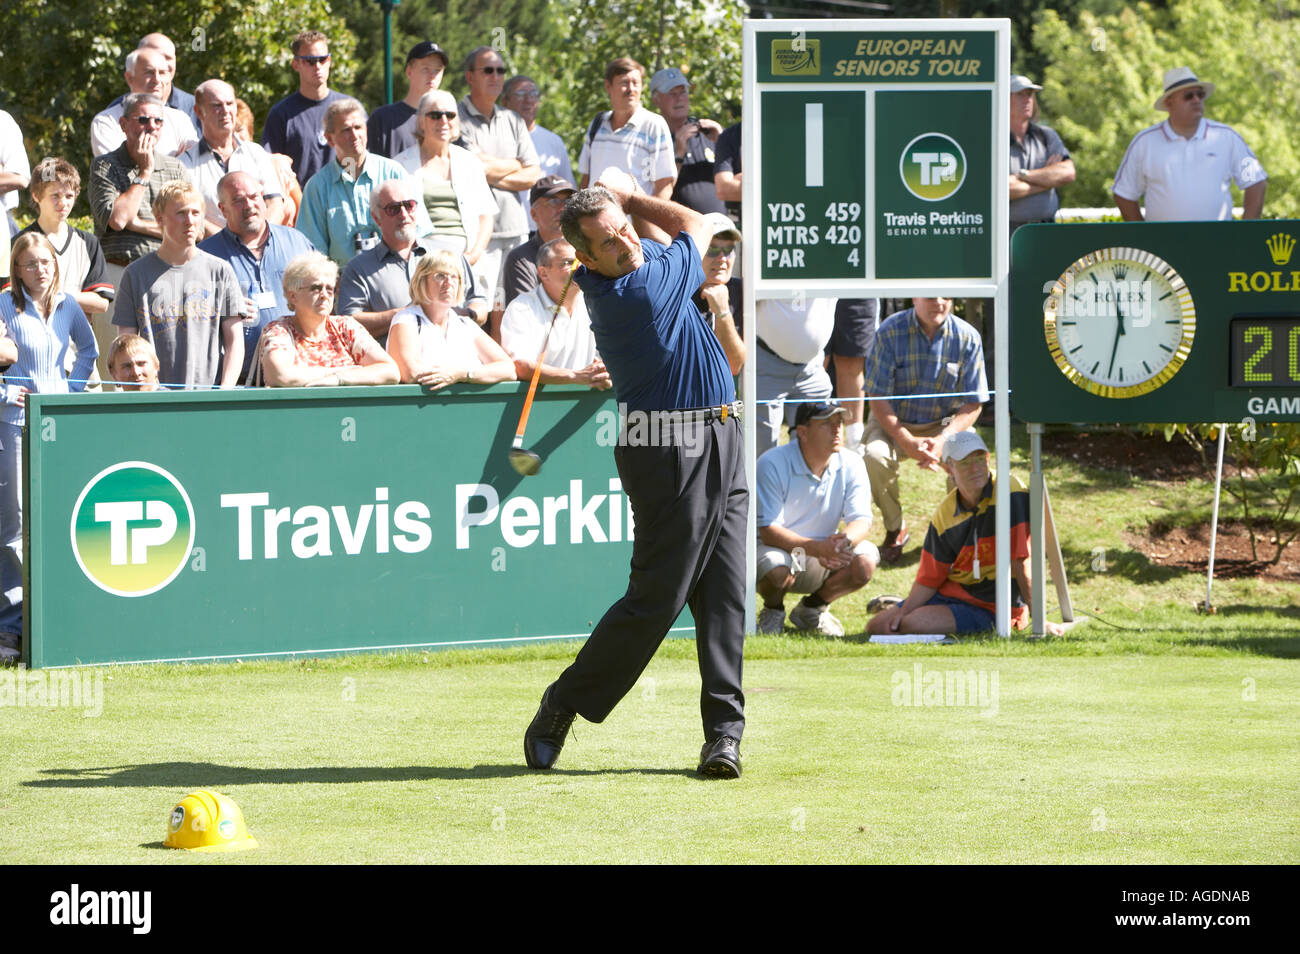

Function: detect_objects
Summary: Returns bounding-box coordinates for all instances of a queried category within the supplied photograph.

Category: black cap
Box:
[530,174,577,205]
[794,401,849,427]
[407,41,450,69]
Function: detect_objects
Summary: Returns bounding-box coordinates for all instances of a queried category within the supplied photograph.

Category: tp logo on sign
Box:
[70,462,195,597]
[900,133,966,201]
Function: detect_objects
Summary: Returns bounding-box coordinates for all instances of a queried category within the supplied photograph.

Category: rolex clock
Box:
[1041,246,1196,398]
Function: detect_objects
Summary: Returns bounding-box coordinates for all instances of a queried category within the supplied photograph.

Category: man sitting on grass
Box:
[868,430,1063,637]
[757,401,878,637]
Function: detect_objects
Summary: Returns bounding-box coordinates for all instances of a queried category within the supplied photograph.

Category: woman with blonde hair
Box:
[255,251,398,387]
[0,232,97,655]
[386,249,514,389]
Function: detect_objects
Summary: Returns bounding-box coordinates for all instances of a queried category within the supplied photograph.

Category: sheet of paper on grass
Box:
[868,633,957,644]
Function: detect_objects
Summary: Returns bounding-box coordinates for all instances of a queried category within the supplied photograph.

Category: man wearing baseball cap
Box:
[1113,66,1266,221]
[1008,74,1075,235]
[368,41,451,159]
[867,431,1062,636]
[498,175,575,308]
[693,212,744,374]
[650,67,726,215]
[757,401,879,637]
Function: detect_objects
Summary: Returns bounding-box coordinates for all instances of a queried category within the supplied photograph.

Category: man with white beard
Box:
[338,178,487,341]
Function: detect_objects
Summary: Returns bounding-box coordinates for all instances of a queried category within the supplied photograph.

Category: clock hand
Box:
[1107,289,1127,379]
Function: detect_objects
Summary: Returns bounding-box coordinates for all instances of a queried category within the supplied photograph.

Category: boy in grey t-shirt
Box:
[114,180,245,388]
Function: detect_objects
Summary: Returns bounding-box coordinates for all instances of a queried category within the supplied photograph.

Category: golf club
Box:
[508,260,580,476]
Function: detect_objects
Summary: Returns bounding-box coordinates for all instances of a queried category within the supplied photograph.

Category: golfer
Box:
[524,169,747,778]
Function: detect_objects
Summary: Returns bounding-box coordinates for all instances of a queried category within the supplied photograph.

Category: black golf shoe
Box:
[524,684,575,770]
[697,736,742,779]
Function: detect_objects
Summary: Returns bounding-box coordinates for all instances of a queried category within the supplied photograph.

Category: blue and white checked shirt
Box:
[864,308,988,426]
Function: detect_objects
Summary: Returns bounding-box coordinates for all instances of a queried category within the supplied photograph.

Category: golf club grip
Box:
[513,264,579,441]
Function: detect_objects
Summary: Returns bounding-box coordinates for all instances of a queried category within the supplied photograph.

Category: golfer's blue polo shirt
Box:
[576,231,735,413]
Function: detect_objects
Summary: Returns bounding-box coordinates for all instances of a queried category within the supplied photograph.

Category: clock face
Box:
[1043,246,1196,398]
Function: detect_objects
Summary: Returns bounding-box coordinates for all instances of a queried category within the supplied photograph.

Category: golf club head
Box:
[508,447,543,476]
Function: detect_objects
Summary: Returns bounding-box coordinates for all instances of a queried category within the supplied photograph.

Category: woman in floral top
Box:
[258,251,399,387]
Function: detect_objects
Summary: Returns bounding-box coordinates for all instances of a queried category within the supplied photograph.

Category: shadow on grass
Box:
[1059,544,1185,584]
[24,762,699,788]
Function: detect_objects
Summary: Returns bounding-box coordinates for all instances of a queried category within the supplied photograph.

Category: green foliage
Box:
[1151,421,1300,565]
[327,0,559,110]
[329,0,745,176]
[1033,0,1300,215]
[0,0,352,218]
[540,0,746,153]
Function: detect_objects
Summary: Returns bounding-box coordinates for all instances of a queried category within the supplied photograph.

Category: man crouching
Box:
[756,401,878,637]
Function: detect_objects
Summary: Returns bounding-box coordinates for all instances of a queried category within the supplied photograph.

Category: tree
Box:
[1032,0,1300,215]
[0,0,353,218]
[329,0,746,177]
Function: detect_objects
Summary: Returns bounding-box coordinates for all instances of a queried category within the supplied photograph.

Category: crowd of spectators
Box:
[0,35,1271,652]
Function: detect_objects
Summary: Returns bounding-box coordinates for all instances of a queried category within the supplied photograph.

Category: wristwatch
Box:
[1017,169,1030,182]
[130,176,148,187]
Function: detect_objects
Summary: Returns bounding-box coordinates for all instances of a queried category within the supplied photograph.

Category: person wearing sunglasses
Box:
[255,251,398,387]
[88,93,191,387]
[692,212,743,376]
[262,30,350,186]
[457,46,541,313]
[502,75,575,234]
[392,89,496,274]
[1114,66,1266,221]
[338,178,488,342]
[90,46,198,159]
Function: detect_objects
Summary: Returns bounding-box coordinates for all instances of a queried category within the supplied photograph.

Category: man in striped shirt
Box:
[867,431,1061,636]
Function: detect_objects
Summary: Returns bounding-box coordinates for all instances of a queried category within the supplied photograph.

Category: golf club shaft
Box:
[512,264,579,443]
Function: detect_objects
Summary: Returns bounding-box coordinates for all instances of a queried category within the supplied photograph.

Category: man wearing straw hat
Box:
[1113,67,1266,222]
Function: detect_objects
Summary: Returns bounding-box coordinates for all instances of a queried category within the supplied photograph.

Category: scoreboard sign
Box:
[1011,221,1300,423]
[745,19,1008,295]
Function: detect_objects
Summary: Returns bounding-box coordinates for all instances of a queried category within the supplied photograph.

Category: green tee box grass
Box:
[1,639,1296,864]
[3,424,1297,863]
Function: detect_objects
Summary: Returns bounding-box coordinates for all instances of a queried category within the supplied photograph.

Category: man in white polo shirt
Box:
[182,79,285,233]
[498,238,609,389]
[1113,67,1266,221]
[756,401,879,637]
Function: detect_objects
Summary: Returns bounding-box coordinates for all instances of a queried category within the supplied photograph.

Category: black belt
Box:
[756,337,779,357]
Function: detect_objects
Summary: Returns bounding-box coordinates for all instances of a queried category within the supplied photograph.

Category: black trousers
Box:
[552,414,748,743]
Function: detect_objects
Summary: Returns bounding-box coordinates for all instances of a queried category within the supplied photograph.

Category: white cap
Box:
[942,430,988,462]
[702,211,741,241]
